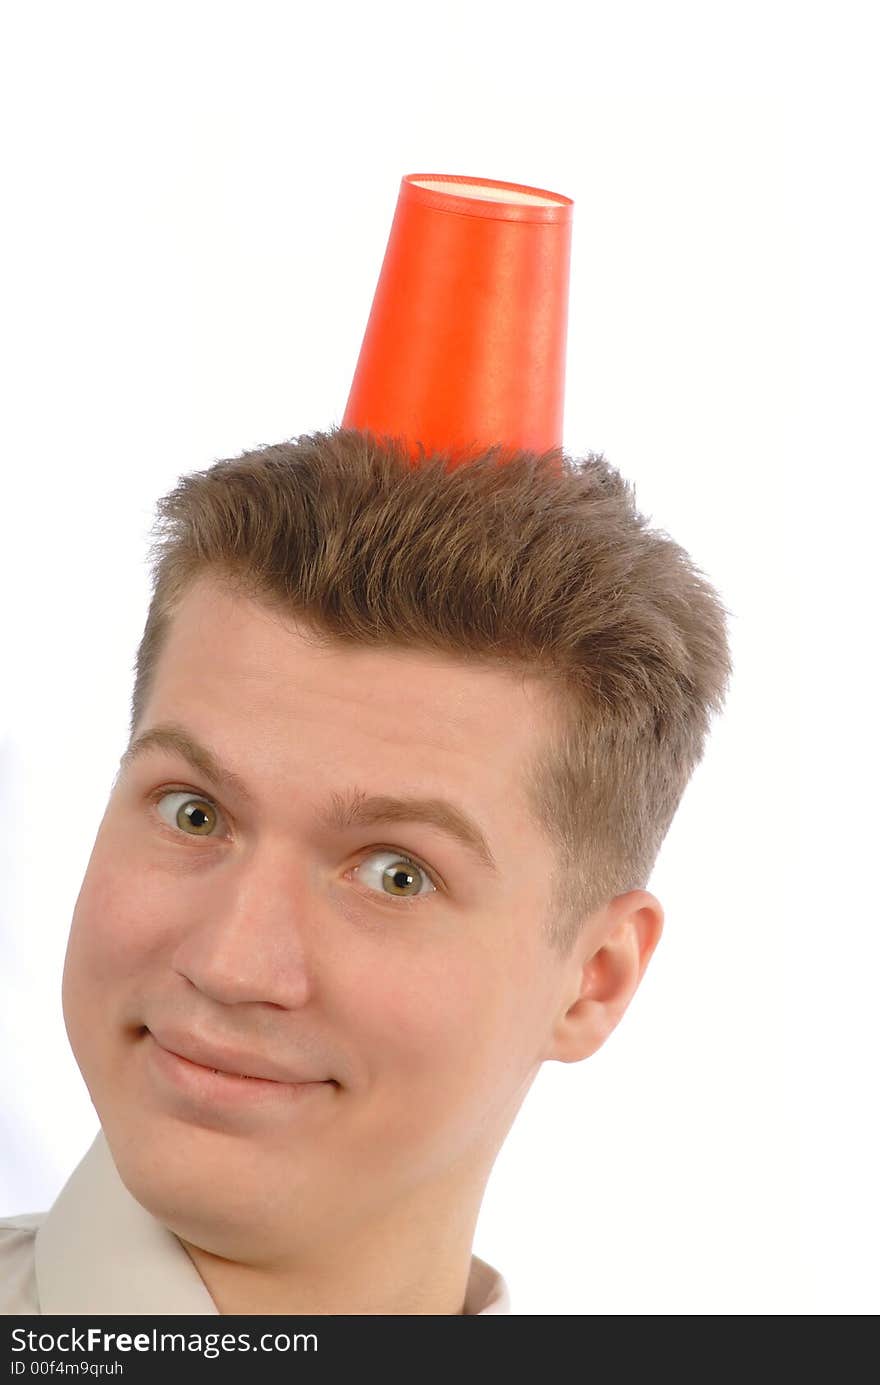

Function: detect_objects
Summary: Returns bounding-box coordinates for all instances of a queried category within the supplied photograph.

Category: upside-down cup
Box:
[341,173,574,468]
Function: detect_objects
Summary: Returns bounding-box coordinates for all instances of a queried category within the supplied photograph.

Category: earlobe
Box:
[547,891,664,1064]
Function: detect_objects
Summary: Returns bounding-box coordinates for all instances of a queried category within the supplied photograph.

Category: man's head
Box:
[61,428,732,1270]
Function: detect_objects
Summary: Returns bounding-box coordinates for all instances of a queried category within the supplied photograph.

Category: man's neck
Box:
[178,1230,480,1315]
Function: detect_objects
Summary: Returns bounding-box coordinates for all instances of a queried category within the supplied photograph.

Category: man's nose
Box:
[169,847,321,1009]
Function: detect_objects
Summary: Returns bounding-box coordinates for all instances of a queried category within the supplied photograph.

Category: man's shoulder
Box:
[0,1211,44,1233]
[0,1212,43,1314]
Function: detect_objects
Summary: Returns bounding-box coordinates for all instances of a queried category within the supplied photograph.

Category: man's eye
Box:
[351,850,437,905]
[153,789,224,837]
[151,790,438,906]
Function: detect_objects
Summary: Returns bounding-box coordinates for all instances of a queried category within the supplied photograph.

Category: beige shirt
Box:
[0,1130,510,1315]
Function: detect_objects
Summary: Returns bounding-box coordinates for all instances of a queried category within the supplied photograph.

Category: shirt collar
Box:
[34,1130,510,1315]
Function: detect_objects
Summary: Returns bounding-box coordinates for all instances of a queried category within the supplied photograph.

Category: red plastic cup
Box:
[341,173,573,468]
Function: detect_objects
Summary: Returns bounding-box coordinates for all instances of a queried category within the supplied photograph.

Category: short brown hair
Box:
[129,427,734,957]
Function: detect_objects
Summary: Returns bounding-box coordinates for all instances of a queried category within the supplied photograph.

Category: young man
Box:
[0,177,732,1316]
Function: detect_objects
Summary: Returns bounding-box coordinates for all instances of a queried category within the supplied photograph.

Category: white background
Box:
[1,0,877,1315]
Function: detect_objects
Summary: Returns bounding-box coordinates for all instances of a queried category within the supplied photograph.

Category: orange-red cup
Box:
[341,174,573,468]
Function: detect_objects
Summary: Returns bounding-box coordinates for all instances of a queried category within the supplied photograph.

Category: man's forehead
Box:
[143,577,561,850]
[157,579,558,746]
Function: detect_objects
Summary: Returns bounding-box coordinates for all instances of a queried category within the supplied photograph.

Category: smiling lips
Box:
[144,1033,335,1113]
[147,1026,332,1085]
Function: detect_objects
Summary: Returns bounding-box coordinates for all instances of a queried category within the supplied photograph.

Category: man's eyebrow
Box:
[117,722,499,875]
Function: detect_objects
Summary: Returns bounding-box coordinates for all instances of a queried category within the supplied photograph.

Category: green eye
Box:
[355,851,437,902]
[155,790,222,837]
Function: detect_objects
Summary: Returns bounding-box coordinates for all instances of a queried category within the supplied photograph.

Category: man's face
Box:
[62,574,584,1262]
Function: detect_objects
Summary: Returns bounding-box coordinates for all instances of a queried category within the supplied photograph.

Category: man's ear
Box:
[545,890,664,1064]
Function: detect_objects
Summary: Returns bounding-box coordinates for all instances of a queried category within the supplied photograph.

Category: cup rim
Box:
[402,173,573,223]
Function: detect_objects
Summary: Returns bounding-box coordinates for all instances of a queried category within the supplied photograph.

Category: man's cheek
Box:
[66,873,154,991]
